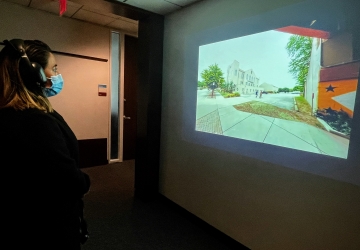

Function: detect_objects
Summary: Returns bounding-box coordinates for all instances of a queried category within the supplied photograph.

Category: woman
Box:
[0,39,91,249]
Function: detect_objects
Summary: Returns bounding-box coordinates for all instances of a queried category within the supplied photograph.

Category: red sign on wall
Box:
[98,84,107,96]
[59,0,67,16]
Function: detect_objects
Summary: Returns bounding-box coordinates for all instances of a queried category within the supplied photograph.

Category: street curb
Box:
[316,117,350,139]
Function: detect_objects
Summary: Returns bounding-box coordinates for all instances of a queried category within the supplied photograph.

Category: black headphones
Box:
[3,39,47,87]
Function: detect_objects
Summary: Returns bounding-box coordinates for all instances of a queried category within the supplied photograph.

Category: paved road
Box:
[258,92,300,110]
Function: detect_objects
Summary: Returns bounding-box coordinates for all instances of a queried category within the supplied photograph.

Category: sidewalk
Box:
[195,89,349,159]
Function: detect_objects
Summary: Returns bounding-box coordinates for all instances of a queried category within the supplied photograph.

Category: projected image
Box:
[196,27,359,159]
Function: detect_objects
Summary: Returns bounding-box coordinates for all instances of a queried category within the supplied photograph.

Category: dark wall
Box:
[135,13,164,200]
[78,139,108,168]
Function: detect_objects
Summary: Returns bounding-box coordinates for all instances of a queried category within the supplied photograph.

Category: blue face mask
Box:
[44,74,64,97]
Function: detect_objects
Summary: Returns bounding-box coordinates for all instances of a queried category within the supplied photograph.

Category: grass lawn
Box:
[233,99,326,130]
[295,96,313,115]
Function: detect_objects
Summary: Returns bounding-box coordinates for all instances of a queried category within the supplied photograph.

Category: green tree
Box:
[278,87,290,93]
[286,35,313,92]
[292,85,303,91]
[200,64,225,88]
[197,81,206,88]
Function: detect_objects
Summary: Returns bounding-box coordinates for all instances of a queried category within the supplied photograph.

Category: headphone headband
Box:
[3,39,47,87]
[4,39,27,57]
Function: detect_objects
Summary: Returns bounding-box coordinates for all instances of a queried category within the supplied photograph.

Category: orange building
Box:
[277,26,359,118]
[318,61,359,117]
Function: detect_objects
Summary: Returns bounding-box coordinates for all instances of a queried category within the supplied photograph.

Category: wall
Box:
[1,1,165,182]
[135,13,164,200]
[305,38,321,113]
[0,1,112,165]
[160,0,360,249]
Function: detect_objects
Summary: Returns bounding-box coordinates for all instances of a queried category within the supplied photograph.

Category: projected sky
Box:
[198,30,297,89]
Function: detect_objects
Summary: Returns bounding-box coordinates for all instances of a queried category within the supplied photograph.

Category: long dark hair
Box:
[0,39,53,112]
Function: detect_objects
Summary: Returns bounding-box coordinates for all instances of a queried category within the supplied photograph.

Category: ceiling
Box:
[2,0,203,36]
[111,0,203,15]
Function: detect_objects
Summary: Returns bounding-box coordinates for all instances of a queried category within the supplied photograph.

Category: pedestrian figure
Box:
[255,90,258,98]
[259,90,263,98]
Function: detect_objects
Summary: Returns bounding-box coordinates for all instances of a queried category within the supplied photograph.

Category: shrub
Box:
[315,108,352,135]
[224,92,240,98]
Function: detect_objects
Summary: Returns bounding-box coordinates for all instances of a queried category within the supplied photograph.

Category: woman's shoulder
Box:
[48,109,66,122]
[0,108,58,129]
[0,107,47,115]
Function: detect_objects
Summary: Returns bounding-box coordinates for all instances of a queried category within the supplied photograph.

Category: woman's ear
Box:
[44,78,52,88]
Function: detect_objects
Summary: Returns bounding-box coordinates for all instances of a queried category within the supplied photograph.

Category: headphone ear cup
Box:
[18,57,46,88]
[5,39,47,87]
[31,62,47,86]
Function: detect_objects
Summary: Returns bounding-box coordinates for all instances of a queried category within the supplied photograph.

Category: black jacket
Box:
[0,108,90,249]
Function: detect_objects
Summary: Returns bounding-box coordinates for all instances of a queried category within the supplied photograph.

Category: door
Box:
[123,35,138,160]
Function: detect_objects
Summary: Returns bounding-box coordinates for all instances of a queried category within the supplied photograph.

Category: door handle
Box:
[123,115,131,120]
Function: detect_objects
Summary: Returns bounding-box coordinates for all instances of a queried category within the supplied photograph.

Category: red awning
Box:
[276,26,330,39]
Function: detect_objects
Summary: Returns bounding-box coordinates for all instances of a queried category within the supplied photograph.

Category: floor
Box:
[81,160,249,250]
